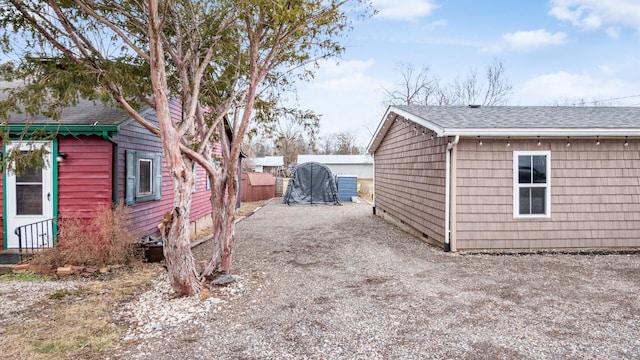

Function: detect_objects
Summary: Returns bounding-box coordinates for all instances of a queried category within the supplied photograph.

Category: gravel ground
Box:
[0,279,85,325]
[109,200,640,359]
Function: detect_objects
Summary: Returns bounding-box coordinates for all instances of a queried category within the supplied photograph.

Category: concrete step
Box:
[0,252,20,265]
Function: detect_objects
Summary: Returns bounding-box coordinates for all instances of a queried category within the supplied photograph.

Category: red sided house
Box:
[1,97,240,263]
[368,105,640,252]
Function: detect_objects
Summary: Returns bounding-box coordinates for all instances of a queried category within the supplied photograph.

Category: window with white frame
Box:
[125,150,162,204]
[138,158,153,195]
[513,151,551,217]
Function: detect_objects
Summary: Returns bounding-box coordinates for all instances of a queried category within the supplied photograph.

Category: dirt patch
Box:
[0,265,160,359]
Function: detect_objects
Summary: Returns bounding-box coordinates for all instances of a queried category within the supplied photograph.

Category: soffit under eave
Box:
[367,106,445,154]
[440,128,640,137]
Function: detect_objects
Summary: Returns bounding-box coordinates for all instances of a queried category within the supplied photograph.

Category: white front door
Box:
[5,141,54,249]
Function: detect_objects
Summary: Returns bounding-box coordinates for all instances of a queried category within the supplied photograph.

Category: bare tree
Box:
[386,59,512,106]
[333,131,360,154]
[317,135,335,154]
[481,60,513,105]
[383,63,439,105]
[273,112,318,168]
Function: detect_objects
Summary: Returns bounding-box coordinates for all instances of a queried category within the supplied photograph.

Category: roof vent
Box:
[468,104,481,108]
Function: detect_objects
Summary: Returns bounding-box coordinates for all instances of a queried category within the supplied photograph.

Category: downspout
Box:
[444,135,459,252]
[372,154,376,215]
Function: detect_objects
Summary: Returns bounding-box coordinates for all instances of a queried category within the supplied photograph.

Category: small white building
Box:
[297,154,373,179]
[249,156,284,175]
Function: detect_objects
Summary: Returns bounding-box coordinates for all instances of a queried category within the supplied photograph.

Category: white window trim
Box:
[138,158,153,196]
[513,150,551,219]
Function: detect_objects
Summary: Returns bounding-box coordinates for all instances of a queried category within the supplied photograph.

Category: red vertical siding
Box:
[0,139,4,249]
[58,136,113,220]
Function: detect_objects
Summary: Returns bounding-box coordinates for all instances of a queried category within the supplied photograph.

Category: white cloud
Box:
[372,0,439,21]
[424,19,448,31]
[549,0,640,36]
[605,26,621,38]
[515,71,629,105]
[501,29,568,51]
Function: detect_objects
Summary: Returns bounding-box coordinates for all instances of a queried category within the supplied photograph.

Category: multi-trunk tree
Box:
[0,0,371,295]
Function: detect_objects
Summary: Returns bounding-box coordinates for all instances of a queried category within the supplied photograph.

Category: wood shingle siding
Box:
[369,105,640,252]
[454,138,640,250]
[373,118,447,245]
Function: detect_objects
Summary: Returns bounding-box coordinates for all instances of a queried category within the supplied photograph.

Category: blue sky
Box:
[295,0,640,147]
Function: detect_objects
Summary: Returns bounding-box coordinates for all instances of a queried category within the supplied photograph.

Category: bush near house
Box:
[29,203,142,270]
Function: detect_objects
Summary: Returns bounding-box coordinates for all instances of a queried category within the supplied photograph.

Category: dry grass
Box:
[190,199,271,243]
[0,202,271,359]
[236,199,271,218]
[0,264,161,359]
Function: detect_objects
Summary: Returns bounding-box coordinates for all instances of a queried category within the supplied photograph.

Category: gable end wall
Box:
[373,118,447,245]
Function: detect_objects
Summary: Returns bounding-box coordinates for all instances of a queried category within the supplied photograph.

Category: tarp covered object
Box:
[283,162,339,205]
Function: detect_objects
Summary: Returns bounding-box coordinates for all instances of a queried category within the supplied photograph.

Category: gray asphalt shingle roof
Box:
[394,105,640,129]
[368,105,640,153]
[7,98,132,126]
[1,80,133,126]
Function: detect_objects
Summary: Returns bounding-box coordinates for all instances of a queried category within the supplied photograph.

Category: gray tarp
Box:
[283,162,339,205]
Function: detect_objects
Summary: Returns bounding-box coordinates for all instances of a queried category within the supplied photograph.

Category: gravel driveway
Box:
[114,200,640,359]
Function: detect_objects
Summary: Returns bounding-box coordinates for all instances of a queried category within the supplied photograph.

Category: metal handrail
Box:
[14,218,57,261]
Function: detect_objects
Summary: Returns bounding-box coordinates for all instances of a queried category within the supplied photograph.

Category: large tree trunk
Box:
[202,154,238,276]
[161,167,201,295]
[220,157,239,273]
[203,174,225,276]
[148,0,200,295]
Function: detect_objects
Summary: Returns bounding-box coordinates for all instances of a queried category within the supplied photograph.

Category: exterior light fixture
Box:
[506,136,511,147]
[566,137,571,147]
[624,137,629,147]
[478,136,483,146]
[537,136,541,146]
[56,152,68,162]
[596,136,601,146]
